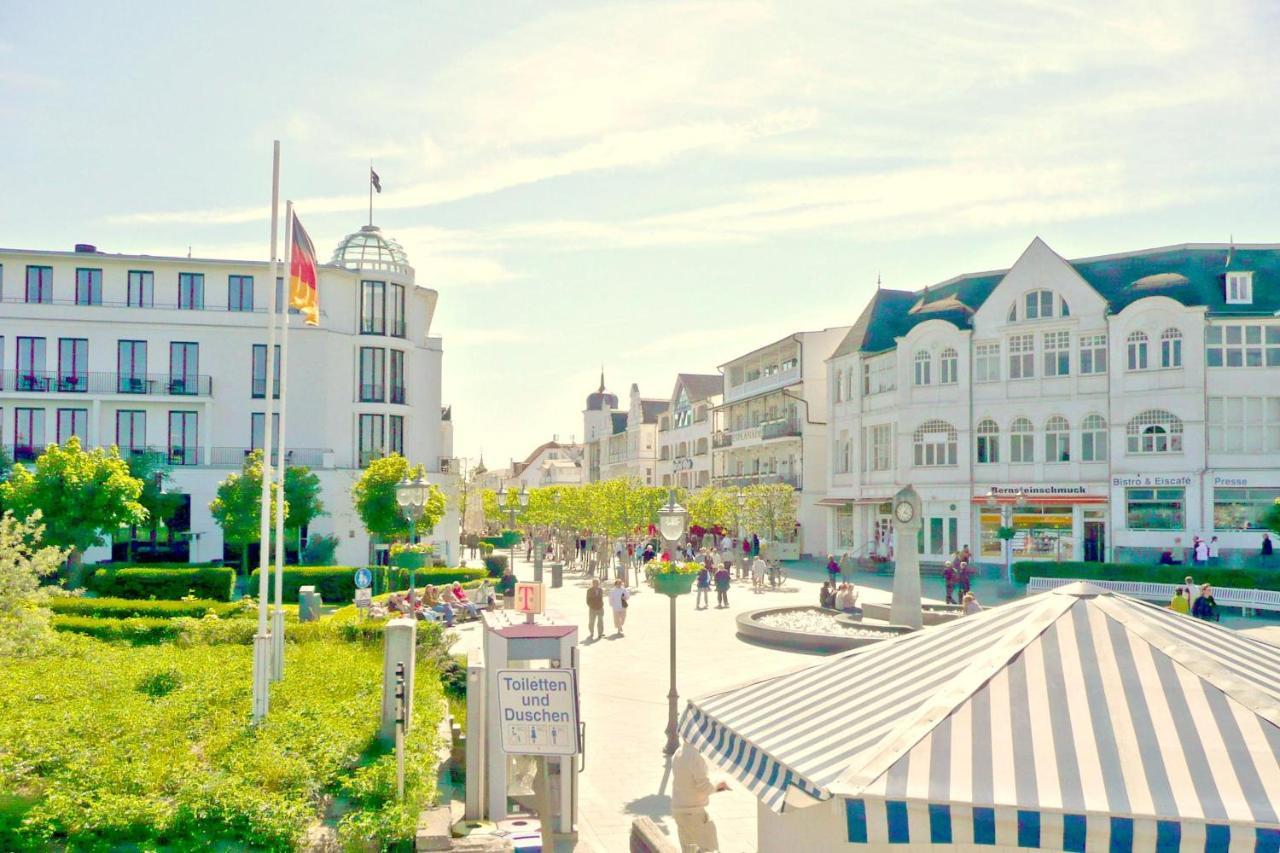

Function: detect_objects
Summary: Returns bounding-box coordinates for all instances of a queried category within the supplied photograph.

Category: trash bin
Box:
[533,551,544,584]
[298,585,323,622]
[550,562,563,589]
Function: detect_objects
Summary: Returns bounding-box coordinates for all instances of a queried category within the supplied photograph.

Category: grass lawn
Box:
[0,625,444,851]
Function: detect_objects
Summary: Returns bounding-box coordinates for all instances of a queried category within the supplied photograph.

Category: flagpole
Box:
[271,200,295,682]
[253,140,282,723]
[368,160,373,226]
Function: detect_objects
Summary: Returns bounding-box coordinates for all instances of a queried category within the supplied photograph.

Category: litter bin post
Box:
[298,585,322,622]
[381,617,417,741]
[550,561,563,589]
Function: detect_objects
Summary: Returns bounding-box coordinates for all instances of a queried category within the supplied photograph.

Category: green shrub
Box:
[86,567,236,601]
[482,555,508,577]
[479,542,495,556]
[249,566,486,604]
[1013,560,1280,590]
[47,597,240,620]
[52,615,179,644]
[300,534,339,566]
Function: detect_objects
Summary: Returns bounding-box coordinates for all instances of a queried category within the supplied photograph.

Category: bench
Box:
[1027,577,1280,612]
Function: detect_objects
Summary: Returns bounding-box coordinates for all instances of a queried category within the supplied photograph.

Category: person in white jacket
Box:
[671,739,727,851]
[608,579,630,636]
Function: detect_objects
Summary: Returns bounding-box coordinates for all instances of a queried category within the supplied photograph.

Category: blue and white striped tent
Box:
[680,583,1280,850]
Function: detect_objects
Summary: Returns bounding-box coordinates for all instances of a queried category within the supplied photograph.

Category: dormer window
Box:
[1009,289,1069,322]
[1226,272,1253,304]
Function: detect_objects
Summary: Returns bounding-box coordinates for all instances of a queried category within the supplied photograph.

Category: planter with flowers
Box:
[647,560,700,596]
[390,541,434,569]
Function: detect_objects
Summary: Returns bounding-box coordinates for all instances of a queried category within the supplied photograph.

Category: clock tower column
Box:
[890,484,924,630]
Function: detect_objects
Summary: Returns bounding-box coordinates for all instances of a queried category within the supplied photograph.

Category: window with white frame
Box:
[1208,397,1280,453]
[913,350,931,386]
[939,347,958,384]
[1018,289,1069,321]
[974,342,1000,382]
[1205,324,1280,367]
[1225,271,1253,304]
[1010,417,1034,463]
[1043,331,1070,377]
[1160,328,1182,368]
[913,419,957,467]
[1008,334,1034,380]
[975,418,999,464]
[1126,409,1183,454]
[1045,415,1070,462]
[1081,414,1107,462]
[1079,334,1107,374]
[864,423,893,472]
[1126,331,1149,371]
[863,356,895,395]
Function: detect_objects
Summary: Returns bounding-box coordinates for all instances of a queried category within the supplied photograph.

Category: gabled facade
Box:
[508,439,583,489]
[657,373,722,489]
[581,375,665,485]
[826,237,1280,567]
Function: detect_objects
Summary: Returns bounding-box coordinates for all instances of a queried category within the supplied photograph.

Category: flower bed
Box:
[756,609,897,639]
[737,606,911,652]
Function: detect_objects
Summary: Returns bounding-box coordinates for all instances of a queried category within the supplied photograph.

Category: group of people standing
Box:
[942,545,975,605]
[1169,577,1221,621]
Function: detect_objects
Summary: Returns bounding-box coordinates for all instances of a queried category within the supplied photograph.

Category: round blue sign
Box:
[354,568,373,590]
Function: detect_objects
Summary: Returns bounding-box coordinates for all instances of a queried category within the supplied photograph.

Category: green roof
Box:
[836,243,1279,356]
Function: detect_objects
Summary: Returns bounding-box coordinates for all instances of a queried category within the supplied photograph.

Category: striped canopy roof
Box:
[681,583,1280,848]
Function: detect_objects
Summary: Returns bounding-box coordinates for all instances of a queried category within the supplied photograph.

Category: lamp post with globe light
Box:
[497,483,529,576]
[395,474,431,603]
[657,489,690,756]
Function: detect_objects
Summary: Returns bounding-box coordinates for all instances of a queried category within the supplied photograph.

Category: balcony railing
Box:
[761,419,802,440]
[1,371,213,396]
[713,472,802,489]
[208,447,329,467]
[713,432,733,449]
[1,294,323,318]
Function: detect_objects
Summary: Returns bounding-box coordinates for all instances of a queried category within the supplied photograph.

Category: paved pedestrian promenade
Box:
[453,557,896,851]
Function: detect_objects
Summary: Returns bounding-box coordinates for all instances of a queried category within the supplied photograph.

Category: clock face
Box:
[894,500,915,523]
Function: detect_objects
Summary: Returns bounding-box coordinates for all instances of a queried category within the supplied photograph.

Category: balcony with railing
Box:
[1,371,213,396]
[712,431,734,449]
[712,472,802,489]
[208,447,329,467]
[761,419,802,441]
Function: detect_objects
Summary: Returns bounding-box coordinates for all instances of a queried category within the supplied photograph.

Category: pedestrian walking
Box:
[826,555,841,585]
[1169,587,1190,614]
[751,554,766,593]
[1191,583,1219,622]
[943,561,956,605]
[608,579,629,636]
[751,533,760,557]
[1263,533,1274,562]
[957,561,972,598]
[695,564,711,609]
[671,739,727,853]
[586,579,605,640]
[741,537,751,577]
[714,564,731,608]
[1208,536,1221,565]
[1193,536,1209,566]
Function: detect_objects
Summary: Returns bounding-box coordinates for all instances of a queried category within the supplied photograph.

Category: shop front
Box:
[973,484,1109,565]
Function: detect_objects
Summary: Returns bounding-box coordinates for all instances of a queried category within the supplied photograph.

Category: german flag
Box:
[289,212,319,326]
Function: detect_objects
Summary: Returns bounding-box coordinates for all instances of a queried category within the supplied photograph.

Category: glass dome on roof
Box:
[331,225,412,275]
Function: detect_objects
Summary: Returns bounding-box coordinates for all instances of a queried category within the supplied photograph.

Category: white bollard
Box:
[381,617,417,741]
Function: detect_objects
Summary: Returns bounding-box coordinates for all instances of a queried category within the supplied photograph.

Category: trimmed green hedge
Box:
[480,530,522,550]
[86,567,236,601]
[248,566,487,603]
[52,614,179,644]
[1013,561,1280,591]
[48,597,242,620]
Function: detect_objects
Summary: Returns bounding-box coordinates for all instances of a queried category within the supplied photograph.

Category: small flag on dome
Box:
[370,168,382,193]
[289,212,319,326]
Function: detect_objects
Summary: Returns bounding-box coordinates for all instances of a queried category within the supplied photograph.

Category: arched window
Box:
[1023,289,1068,320]
[939,347,958,384]
[1127,331,1149,371]
[1081,414,1107,462]
[1010,417,1034,463]
[1045,415,1070,463]
[834,368,843,403]
[976,418,1000,464]
[913,419,957,467]
[1160,328,1183,368]
[1127,410,1183,454]
[914,350,932,386]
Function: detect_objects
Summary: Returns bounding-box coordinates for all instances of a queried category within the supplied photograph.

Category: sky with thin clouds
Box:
[2,0,1279,469]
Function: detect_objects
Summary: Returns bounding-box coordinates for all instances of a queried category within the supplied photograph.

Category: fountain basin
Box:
[861,601,964,626]
[737,606,910,652]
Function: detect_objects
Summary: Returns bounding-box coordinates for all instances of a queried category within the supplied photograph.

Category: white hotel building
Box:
[0,224,459,566]
[713,328,849,556]
[826,237,1280,568]
[657,373,721,490]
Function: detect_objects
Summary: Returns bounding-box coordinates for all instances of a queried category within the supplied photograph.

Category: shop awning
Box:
[680,584,1280,847]
[816,498,853,507]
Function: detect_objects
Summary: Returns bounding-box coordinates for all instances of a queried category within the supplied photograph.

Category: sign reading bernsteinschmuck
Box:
[496,669,580,756]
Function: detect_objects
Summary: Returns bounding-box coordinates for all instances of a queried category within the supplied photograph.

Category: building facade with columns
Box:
[0,223,459,566]
[826,238,1280,568]
[657,373,722,490]
[713,328,850,556]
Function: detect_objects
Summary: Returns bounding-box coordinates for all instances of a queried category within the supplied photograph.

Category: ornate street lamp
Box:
[396,474,431,603]
[657,489,690,756]
[497,483,529,575]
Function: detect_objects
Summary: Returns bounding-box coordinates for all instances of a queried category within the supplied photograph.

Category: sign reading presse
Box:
[496,669,579,756]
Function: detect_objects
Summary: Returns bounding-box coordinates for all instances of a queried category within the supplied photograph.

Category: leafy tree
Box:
[351,454,445,542]
[284,465,325,540]
[1264,501,1280,538]
[742,483,799,541]
[686,486,736,534]
[209,451,285,575]
[0,437,146,577]
[0,510,69,657]
[126,451,186,562]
